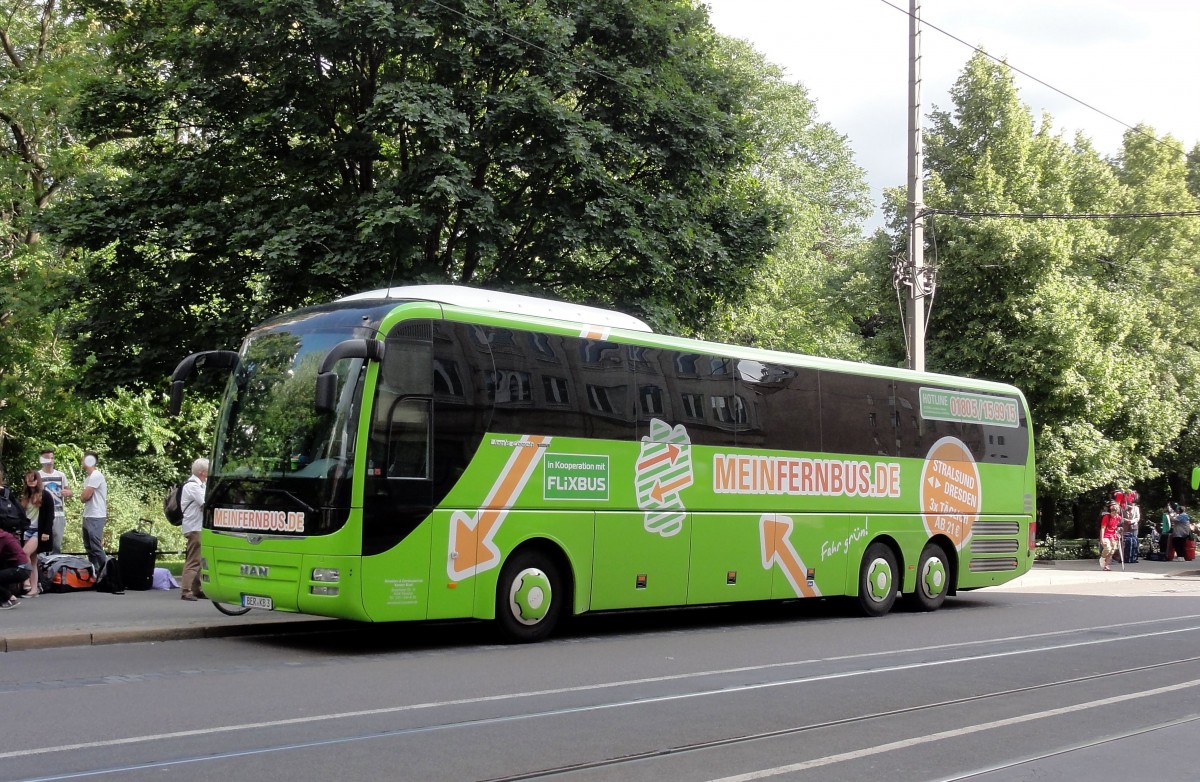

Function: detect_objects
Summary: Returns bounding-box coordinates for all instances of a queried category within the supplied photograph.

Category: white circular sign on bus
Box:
[919,436,981,550]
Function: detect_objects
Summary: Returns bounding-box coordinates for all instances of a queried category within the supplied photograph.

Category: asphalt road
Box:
[4,576,1200,782]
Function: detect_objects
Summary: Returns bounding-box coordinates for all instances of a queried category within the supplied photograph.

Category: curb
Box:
[1,618,339,653]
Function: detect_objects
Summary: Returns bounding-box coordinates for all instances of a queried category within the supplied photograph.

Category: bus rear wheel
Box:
[912,542,950,612]
[857,542,898,617]
[495,550,564,643]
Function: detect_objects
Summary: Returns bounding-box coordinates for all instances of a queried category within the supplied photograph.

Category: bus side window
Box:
[381,397,431,479]
[819,371,894,457]
[369,325,433,481]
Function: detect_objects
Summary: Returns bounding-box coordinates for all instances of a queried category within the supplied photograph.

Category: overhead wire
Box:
[876,0,1186,154]
[923,208,1200,220]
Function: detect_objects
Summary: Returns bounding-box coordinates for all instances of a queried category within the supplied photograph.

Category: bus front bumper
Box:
[201,546,368,621]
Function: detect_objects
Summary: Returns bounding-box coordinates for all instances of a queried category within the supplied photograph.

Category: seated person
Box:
[0,528,33,608]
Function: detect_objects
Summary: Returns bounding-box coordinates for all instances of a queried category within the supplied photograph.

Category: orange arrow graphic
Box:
[637,443,681,472]
[649,474,691,502]
[759,515,819,598]
[448,435,548,580]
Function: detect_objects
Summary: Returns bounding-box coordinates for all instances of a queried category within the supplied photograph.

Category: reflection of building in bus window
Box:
[675,353,700,376]
[433,359,465,398]
[587,384,620,414]
[491,370,532,404]
[628,345,656,374]
[543,376,571,406]
[581,340,622,366]
[710,394,750,426]
[639,385,664,417]
[528,332,559,361]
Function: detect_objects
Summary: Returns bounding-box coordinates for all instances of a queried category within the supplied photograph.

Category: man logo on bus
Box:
[919,436,982,549]
[636,419,693,537]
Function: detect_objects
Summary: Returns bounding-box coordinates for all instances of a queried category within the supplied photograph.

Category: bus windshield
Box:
[211,325,363,509]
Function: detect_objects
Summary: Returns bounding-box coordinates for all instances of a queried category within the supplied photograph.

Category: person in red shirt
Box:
[0,528,32,608]
[1099,501,1122,571]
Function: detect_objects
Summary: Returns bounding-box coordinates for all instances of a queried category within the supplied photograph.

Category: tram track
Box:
[477,655,1200,781]
[932,713,1200,781]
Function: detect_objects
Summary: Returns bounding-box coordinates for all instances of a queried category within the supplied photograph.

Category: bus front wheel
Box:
[912,542,950,612]
[857,542,898,617]
[495,550,564,643]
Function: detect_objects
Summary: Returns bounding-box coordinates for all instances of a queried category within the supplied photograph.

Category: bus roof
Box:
[341,285,654,333]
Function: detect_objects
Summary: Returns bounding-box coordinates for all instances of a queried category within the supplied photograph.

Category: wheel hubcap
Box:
[865,557,893,603]
[509,567,552,626]
[921,558,947,599]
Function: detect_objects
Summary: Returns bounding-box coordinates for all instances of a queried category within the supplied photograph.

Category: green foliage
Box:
[57,0,781,391]
[0,2,112,465]
[1034,536,1102,561]
[57,461,186,557]
[5,1,1200,534]
[879,53,1200,512]
[702,38,873,359]
[1186,143,1200,200]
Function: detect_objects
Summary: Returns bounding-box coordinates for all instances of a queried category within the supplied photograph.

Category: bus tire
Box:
[495,549,564,643]
[912,542,950,612]
[857,542,898,617]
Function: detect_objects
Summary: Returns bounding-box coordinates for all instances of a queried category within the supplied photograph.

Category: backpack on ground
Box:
[163,482,186,526]
[0,486,26,535]
[96,556,125,594]
[39,554,97,592]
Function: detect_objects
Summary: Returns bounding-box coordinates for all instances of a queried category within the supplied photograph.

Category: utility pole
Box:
[906,0,926,373]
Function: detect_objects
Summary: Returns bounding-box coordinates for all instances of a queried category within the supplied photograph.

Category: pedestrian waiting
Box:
[18,470,54,596]
[1168,505,1195,562]
[179,458,208,602]
[1099,500,1121,571]
[79,452,109,573]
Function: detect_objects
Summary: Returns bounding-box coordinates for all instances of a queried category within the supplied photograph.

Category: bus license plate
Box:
[243,595,273,610]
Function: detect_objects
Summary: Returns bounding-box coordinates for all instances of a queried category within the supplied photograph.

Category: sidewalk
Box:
[4,559,1200,652]
[0,587,337,652]
[994,556,1200,589]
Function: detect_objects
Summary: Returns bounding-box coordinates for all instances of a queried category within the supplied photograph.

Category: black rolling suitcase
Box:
[119,525,158,590]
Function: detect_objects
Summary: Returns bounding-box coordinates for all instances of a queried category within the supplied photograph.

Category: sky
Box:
[704,0,1200,230]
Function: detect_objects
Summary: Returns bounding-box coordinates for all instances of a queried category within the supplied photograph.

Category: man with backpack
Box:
[180,458,209,602]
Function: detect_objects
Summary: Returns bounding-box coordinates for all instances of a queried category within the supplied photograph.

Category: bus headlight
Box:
[310,585,339,596]
[312,568,340,582]
[200,557,208,570]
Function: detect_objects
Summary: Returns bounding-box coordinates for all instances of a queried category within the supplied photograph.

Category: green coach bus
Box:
[169,285,1036,641]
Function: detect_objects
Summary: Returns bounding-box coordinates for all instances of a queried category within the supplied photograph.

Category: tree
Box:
[1186,142,1200,201]
[703,37,873,360]
[0,0,109,465]
[57,0,780,392]
[1112,129,1200,501]
[889,53,1189,527]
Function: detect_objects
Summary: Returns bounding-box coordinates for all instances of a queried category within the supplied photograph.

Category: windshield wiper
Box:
[251,487,318,514]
